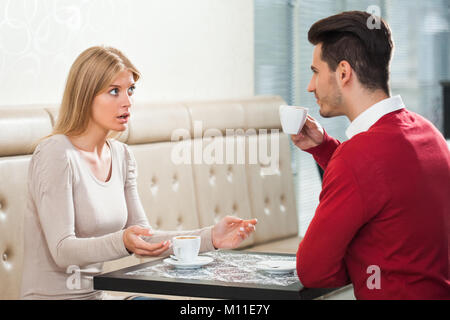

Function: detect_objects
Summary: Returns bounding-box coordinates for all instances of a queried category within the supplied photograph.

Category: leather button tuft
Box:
[213,205,221,223]
[172,174,179,192]
[226,166,233,183]
[150,176,158,196]
[280,195,286,212]
[0,200,5,220]
[259,168,266,178]
[209,168,216,186]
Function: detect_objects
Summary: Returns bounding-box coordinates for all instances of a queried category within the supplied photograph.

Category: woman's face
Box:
[90,69,135,133]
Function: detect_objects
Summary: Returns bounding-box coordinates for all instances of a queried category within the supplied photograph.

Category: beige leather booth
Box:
[0,96,302,300]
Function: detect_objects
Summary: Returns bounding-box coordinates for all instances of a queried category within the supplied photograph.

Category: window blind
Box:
[255,0,449,237]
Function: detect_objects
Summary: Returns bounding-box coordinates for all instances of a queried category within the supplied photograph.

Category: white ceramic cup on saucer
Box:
[279,105,308,135]
[172,235,201,263]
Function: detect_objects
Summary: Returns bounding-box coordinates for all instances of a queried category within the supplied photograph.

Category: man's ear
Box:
[337,60,352,87]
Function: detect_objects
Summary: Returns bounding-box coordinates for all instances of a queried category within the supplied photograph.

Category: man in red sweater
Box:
[292,11,449,299]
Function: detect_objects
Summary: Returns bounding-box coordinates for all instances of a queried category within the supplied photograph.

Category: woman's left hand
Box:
[212,216,258,249]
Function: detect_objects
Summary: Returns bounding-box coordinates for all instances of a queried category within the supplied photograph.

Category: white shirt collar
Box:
[345,95,405,139]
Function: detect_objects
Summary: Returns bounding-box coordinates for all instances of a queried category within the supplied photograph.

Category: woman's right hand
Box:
[291,115,324,150]
[123,225,171,256]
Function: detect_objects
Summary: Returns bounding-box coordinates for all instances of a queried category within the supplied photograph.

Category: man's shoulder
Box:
[329,130,393,177]
[335,109,413,157]
[333,132,377,158]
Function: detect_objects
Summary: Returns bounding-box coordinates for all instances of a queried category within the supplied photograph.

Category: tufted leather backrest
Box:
[130,142,200,231]
[0,155,32,300]
[0,96,298,299]
[0,108,54,300]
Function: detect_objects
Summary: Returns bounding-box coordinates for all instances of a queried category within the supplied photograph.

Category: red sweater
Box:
[296,109,450,299]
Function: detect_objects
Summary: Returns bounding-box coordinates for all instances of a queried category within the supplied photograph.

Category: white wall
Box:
[0,0,254,106]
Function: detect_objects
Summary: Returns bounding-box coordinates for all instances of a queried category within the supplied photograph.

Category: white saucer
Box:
[163,256,214,269]
[255,260,296,274]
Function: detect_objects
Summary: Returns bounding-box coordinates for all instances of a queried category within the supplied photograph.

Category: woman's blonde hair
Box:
[51,46,140,137]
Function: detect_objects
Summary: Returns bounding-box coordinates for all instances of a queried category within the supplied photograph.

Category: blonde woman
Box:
[20,46,257,300]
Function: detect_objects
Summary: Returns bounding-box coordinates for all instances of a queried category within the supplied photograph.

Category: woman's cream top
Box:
[20,134,214,300]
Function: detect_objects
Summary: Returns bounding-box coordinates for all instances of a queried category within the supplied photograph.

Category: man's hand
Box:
[291,115,324,150]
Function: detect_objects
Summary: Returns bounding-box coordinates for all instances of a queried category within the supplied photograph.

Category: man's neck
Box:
[345,89,390,122]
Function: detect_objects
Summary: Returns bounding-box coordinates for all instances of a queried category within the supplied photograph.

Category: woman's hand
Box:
[291,115,324,150]
[212,216,258,249]
[123,225,170,256]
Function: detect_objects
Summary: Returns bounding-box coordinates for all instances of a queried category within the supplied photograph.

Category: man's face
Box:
[307,43,344,118]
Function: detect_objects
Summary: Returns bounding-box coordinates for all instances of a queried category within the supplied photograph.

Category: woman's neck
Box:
[68,124,109,158]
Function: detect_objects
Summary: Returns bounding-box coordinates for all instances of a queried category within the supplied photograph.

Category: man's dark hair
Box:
[308,11,393,95]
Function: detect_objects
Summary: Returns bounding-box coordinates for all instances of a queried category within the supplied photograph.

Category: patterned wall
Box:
[0,0,254,106]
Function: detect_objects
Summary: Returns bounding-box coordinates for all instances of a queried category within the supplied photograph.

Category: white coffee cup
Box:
[172,235,201,262]
[279,105,308,135]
